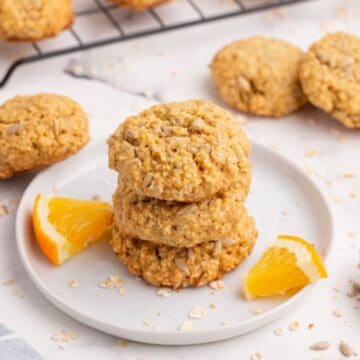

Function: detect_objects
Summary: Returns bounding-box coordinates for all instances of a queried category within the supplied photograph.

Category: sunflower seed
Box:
[175,259,189,273]
[124,128,138,142]
[213,241,222,256]
[237,76,251,92]
[309,341,330,350]
[143,173,154,188]
[339,341,356,357]
[191,118,206,131]
[187,248,195,261]
[7,123,22,135]
[221,237,236,246]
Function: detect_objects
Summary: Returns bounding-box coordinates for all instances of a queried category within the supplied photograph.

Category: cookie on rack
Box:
[0,93,89,179]
[0,0,73,41]
[210,36,307,117]
[113,182,251,248]
[299,32,360,128]
[108,100,250,202]
[111,212,258,288]
[111,0,169,10]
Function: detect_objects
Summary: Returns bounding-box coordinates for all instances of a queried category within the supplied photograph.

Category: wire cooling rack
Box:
[0,0,310,87]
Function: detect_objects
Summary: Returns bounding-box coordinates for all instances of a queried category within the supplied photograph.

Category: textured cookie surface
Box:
[111,212,257,288]
[108,100,250,202]
[0,0,73,41]
[211,36,307,117]
[299,32,360,128]
[111,0,169,10]
[0,94,89,179]
[113,182,251,247]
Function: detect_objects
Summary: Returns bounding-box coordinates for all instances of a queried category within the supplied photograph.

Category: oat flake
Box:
[208,280,224,290]
[157,288,172,297]
[189,306,206,320]
[179,321,193,332]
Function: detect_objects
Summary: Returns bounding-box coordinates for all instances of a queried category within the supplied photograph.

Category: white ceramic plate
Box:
[16,140,334,345]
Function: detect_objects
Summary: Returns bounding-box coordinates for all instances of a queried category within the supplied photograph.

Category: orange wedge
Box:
[243,234,327,299]
[33,194,113,265]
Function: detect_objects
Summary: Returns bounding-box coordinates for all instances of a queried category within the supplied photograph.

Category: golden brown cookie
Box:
[299,32,360,128]
[110,212,258,288]
[210,36,307,117]
[0,94,89,179]
[108,100,250,202]
[113,182,251,248]
[0,0,73,41]
[111,0,169,10]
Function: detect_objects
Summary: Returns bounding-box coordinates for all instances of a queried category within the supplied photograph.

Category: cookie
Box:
[210,36,307,117]
[299,32,360,128]
[0,94,89,179]
[108,100,251,202]
[0,0,73,41]
[113,182,251,248]
[111,212,258,288]
[111,0,169,10]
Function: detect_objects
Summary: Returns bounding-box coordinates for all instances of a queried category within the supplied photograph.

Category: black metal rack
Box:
[0,0,310,87]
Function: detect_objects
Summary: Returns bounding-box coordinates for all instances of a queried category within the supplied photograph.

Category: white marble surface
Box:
[0,0,359,359]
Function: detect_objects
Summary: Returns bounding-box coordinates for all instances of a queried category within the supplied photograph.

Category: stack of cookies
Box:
[108,100,258,288]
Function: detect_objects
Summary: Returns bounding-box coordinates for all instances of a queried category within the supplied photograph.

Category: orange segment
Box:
[243,234,327,300]
[33,194,113,265]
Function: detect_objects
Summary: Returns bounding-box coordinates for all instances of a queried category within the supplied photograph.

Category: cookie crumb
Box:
[250,351,263,360]
[210,303,217,309]
[157,288,172,297]
[109,276,124,287]
[189,306,206,320]
[118,287,126,295]
[67,280,79,288]
[223,320,236,326]
[99,276,124,289]
[143,320,152,326]
[305,149,319,158]
[119,339,128,348]
[250,307,263,315]
[2,279,15,286]
[274,328,285,336]
[11,288,24,298]
[0,205,10,218]
[51,330,77,343]
[179,321,193,332]
[288,320,300,331]
[208,280,224,290]
[332,309,342,318]
[349,191,357,199]
[342,172,356,178]
[308,323,314,330]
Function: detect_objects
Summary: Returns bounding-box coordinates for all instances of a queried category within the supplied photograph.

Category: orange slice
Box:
[33,194,113,265]
[243,234,327,299]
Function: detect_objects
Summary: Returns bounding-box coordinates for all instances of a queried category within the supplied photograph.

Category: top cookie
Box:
[0,93,89,179]
[111,0,169,10]
[0,0,73,41]
[299,32,360,128]
[108,100,250,202]
[211,36,307,117]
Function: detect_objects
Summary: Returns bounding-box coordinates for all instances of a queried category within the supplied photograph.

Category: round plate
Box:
[16,140,334,345]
